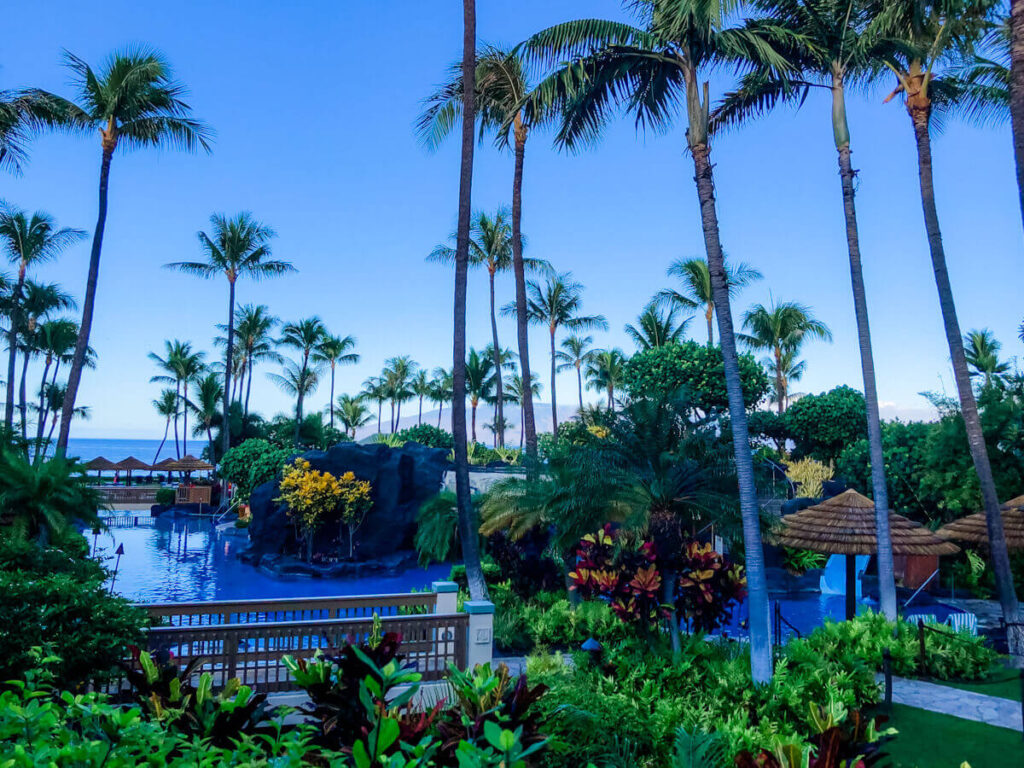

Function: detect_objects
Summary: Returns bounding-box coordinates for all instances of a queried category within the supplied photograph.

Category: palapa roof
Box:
[114,456,151,471]
[153,457,178,468]
[936,496,1024,550]
[85,456,119,471]
[165,454,214,472]
[775,489,959,556]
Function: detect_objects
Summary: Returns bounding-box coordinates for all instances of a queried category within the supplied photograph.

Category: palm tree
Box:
[464,348,496,444]
[31,318,79,459]
[268,361,320,442]
[554,335,595,413]
[148,340,206,458]
[31,48,212,452]
[362,376,387,434]
[879,0,1021,653]
[714,0,901,622]
[739,300,832,415]
[964,329,1010,389]
[151,389,178,465]
[517,273,607,434]
[166,212,291,471]
[411,369,432,426]
[519,0,788,681]
[188,372,223,462]
[418,44,553,461]
[505,371,542,449]
[0,89,65,175]
[431,367,454,429]
[17,282,75,443]
[0,205,84,431]
[232,304,281,427]
[586,349,627,411]
[625,302,690,351]
[336,394,373,438]
[38,383,89,453]
[278,317,327,446]
[765,348,807,413]
[382,355,417,432]
[657,258,762,346]
[313,334,359,429]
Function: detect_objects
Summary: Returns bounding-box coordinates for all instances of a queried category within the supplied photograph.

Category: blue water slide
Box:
[819,554,870,596]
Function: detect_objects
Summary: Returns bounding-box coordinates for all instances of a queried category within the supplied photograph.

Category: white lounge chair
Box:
[947,612,978,635]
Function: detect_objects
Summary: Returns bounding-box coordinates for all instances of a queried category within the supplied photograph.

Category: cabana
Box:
[774,489,959,619]
[936,495,1024,550]
[114,456,151,487]
[85,456,118,480]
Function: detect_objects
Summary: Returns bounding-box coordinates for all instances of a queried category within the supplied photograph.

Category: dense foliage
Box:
[0,451,102,544]
[219,438,293,504]
[395,424,455,450]
[621,341,770,416]
[786,386,867,464]
[0,537,145,689]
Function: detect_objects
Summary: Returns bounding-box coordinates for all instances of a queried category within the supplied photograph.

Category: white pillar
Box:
[431,580,459,614]
[463,599,494,670]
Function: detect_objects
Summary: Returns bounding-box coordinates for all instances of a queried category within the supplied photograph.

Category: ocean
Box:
[64,438,183,465]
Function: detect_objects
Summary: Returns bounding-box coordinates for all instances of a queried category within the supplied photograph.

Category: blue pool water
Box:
[717,593,875,642]
[93,515,450,604]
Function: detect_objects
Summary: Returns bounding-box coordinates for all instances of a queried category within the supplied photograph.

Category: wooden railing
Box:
[139,612,468,691]
[145,592,439,627]
[96,486,159,505]
[176,486,212,505]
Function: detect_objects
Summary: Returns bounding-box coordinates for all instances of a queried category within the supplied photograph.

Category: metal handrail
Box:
[902,568,940,609]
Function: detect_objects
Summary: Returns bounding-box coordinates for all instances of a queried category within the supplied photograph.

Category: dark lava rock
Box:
[245,441,450,564]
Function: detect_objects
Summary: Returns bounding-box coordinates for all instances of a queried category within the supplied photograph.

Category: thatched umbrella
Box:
[166,454,214,479]
[775,489,959,619]
[114,456,151,486]
[85,456,118,480]
[936,495,1024,550]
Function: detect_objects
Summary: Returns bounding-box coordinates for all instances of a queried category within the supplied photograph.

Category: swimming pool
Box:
[92,515,450,604]
[716,592,874,642]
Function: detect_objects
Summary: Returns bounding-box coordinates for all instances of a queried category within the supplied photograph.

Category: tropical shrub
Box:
[674,541,747,633]
[154,487,176,506]
[782,547,828,575]
[748,409,790,452]
[395,423,454,450]
[0,538,145,689]
[486,528,563,596]
[449,560,504,589]
[622,341,770,416]
[786,386,867,464]
[0,451,102,544]
[836,420,933,519]
[415,491,462,565]
[219,438,293,504]
[785,457,834,498]
[336,471,373,558]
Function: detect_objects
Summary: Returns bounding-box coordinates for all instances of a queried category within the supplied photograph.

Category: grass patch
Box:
[882,704,1022,768]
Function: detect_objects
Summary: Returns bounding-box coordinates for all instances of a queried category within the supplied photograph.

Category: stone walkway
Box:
[886,676,1022,732]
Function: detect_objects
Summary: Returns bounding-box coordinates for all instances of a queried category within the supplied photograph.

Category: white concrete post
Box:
[431,580,459,614]
[463,599,494,670]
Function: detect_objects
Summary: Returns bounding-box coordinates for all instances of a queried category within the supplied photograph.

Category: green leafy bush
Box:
[786,386,867,464]
[155,487,176,506]
[219,438,293,503]
[622,341,770,415]
[0,451,103,544]
[0,538,145,689]
[395,424,454,450]
[491,584,626,653]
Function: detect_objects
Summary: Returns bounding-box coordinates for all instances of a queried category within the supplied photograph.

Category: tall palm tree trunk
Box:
[511,123,538,460]
[295,388,304,447]
[4,270,25,430]
[452,0,487,602]
[377,401,382,433]
[909,104,1022,654]
[33,356,52,461]
[607,383,613,410]
[773,347,785,416]
[549,328,558,433]
[154,417,171,465]
[182,387,189,457]
[576,366,583,412]
[243,358,254,434]
[1012,0,1024,233]
[488,269,505,447]
[58,143,114,453]
[705,305,714,347]
[389,402,396,433]
[418,395,423,425]
[834,91,898,620]
[221,278,236,499]
[173,381,181,459]
[437,402,443,428]
[329,364,336,429]
[691,141,773,683]
[471,400,478,443]
[18,347,31,445]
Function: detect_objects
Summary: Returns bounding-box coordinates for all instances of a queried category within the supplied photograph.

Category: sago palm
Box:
[167,212,290,467]
[0,204,84,431]
[518,0,792,681]
[625,301,690,351]
[555,335,595,413]
[739,300,832,415]
[657,257,762,346]
[419,44,554,461]
[877,0,1021,652]
[313,334,359,429]
[31,47,212,451]
[515,272,607,433]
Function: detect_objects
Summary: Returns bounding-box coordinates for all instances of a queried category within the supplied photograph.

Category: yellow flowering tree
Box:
[277,458,344,562]
[337,471,373,558]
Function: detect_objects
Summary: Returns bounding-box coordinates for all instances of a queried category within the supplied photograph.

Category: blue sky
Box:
[3,0,1021,439]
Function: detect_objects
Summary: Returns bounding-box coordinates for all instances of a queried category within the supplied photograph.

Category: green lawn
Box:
[929,671,1022,702]
[881,704,1023,768]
